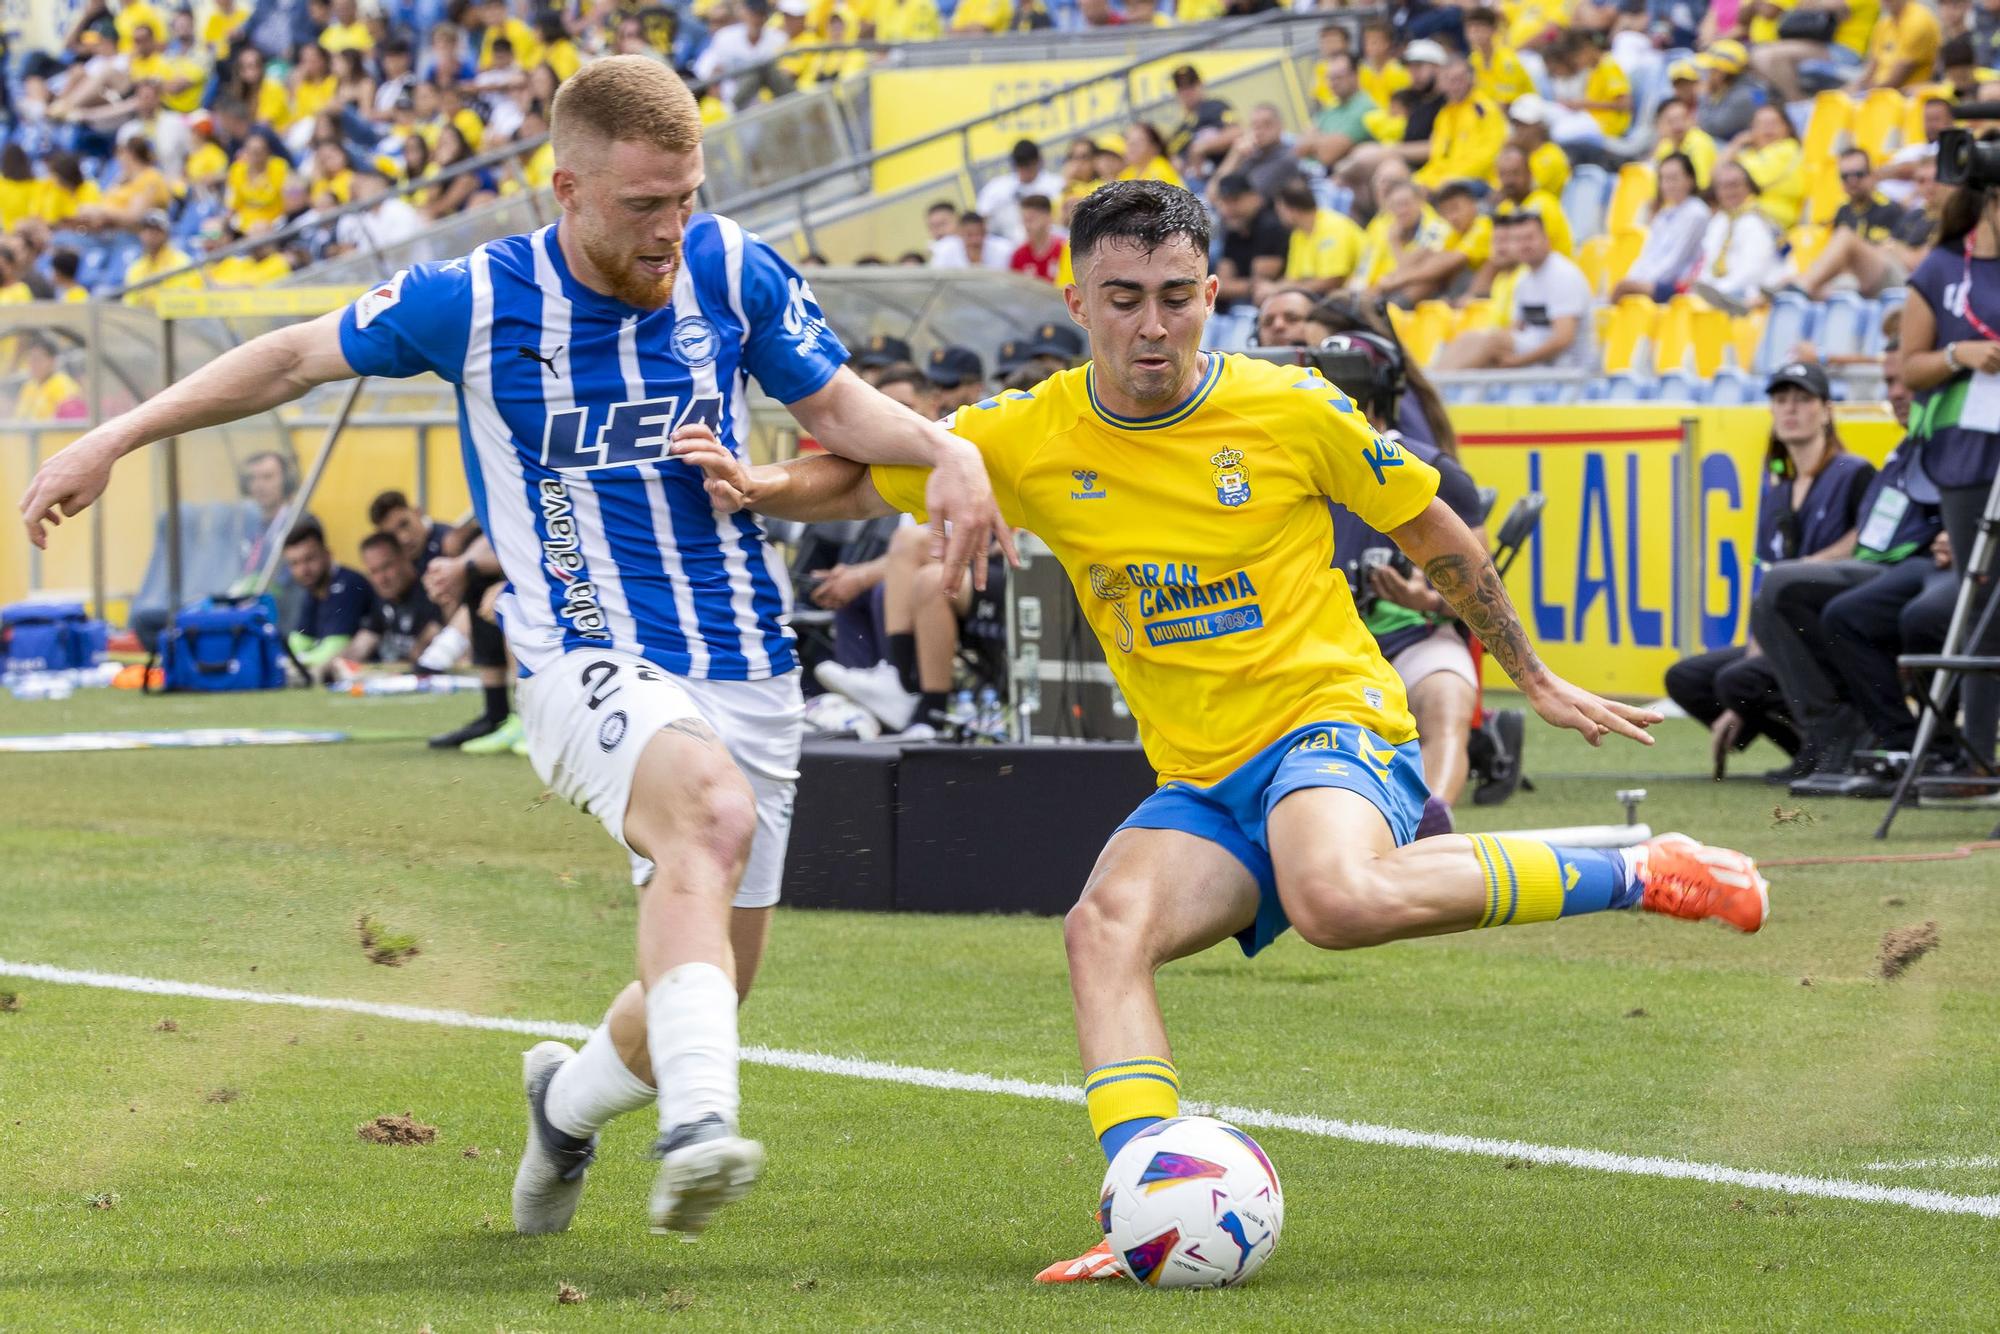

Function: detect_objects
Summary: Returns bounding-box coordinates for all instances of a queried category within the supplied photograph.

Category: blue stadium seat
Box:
[1708,369,1758,404]
[1201,311,1254,352]
[1863,287,1908,354]
[1599,372,1651,401]
[1656,371,1699,400]
[1816,290,1872,358]
[1581,376,1612,401]
[1563,165,1611,243]
[1754,290,1817,373]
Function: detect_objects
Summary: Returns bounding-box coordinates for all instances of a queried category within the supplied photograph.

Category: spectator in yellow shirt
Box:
[224,44,293,131]
[77,137,172,232]
[477,0,544,70]
[1272,178,1365,295]
[1730,103,1806,230]
[201,0,249,57]
[1548,31,1630,139]
[291,43,340,128]
[51,249,91,304]
[950,0,1013,33]
[1312,24,1352,109]
[1358,21,1412,111]
[0,145,34,229]
[227,134,291,232]
[319,0,373,51]
[795,5,870,86]
[1506,95,1572,196]
[1494,144,1575,256]
[1360,179,1456,303]
[124,23,203,113]
[1414,60,1508,191]
[121,211,203,310]
[32,154,103,227]
[114,0,168,51]
[868,0,940,42]
[1652,97,1716,188]
[1862,0,1941,88]
[1058,136,1107,225]
[14,339,87,422]
[1118,122,1186,188]
[1464,8,1533,106]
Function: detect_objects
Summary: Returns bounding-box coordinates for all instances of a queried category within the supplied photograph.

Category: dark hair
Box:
[1326,50,1355,75]
[1067,178,1212,268]
[1464,5,1498,24]
[1020,193,1052,212]
[805,250,831,264]
[896,250,928,264]
[1213,171,1255,200]
[1128,120,1167,160]
[22,334,56,358]
[1010,138,1041,168]
[1938,160,1996,249]
[1170,64,1201,89]
[52,248,80,281]
[875,363,929,394]
[1839,147,1872,170]
[285,517,328,548]
[0,143,29,182]
[1434,180,1478,205]
[927,199,957,215]
[958,210,986,227]
[1765,411,1841,481]
[1716,160,1760,196]
[1274,179,1317,213]
[360,530,404,558]
[491,34,513,55]
[1944,33,1977,68]
[1658,151,1696,186]
[1311,296,1457,457]
[368,489,415,524]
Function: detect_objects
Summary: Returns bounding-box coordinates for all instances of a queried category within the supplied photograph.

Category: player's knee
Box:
[888,523,933,564]
[637,742,756,873]
[1064,879,1152,968]
[1283,863,1397,951]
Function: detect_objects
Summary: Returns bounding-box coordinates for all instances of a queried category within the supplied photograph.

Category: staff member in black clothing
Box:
[347,530,443,669]
[282,518,372,681]
[1751,346,1942,783]
[1667,360,1876,780]
[368,489,454,574]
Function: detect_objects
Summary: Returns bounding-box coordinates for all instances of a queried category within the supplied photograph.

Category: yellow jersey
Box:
[1358,58,1410,113]
[1747,0,1795,43]
[0,178,34,228]
[320,19,373,51]
[227,156,290,231]
[128,51,204,112]
[15,372,85,421]
[1286,208,1366,282]
[1414,93,1508,190]
[1529,139,1571,196]
[1738,137,1805,229]
[202,3,249,58]
[481,17,543,70]
[122,246,203,309]
[33,178,103,225]
[56,283,90,303]
[1354,205,1451,286]
[871,0,940,42]
[115,0,168,50]
[209,252,291,287]
[1654,126,1716,188]
[1471,43,1534,106]
[950,0,1012,31]
[1584,58,1631,138]
[1835,0,1880,55]
[1448,213,1494,268]
[1868,3,1940,87]
[870,355,1441,784]
[1118,156,1185,189]
[187,140,229,185]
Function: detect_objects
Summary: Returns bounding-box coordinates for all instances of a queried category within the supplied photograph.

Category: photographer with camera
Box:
[1316,331,1494,815]
[1902,124,2000,768]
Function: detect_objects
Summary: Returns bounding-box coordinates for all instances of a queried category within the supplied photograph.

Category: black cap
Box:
[1029,320,1085,361]
[1766,359,1832,400]
[995,337,1036,375]
[857,333,913,368]
[924,344,985,388]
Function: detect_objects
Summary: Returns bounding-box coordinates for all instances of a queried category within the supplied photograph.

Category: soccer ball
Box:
[1099,1116,1283,1288]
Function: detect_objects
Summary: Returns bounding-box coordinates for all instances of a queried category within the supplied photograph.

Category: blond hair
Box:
[550,55,702,161]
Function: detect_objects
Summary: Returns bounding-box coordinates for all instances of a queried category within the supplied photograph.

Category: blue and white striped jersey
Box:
[336,215,847,681]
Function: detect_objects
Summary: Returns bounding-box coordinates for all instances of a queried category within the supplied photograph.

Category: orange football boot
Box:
[1631,833,1769,932]
[1034,1239,1125,1283]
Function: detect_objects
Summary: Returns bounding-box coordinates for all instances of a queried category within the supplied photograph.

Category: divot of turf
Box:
[355,914,420,967]
[0,991,22,1012]
[357,1112,436,1145]
[1878,921,1941,979]
[556,1282,586,1305]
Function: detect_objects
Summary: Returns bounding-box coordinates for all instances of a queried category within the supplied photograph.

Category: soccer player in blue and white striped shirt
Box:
[21,55,1011,1242]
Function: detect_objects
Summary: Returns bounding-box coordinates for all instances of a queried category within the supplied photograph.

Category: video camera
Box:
[1935,101,2000,189]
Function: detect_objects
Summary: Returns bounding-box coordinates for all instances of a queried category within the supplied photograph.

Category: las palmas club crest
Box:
[1210,449,1250,507]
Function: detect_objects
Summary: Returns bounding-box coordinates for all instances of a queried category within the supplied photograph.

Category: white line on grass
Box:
[1864,1157,2000,1172]
[6,958,1999,1221]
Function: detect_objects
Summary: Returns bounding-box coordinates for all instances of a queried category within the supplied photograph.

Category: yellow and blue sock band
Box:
[1469,835,1630,925]
[1085,1057,1180,1162]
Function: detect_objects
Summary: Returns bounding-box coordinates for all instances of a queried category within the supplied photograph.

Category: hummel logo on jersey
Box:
[518,346,563,376]
[1070,469,1106,500]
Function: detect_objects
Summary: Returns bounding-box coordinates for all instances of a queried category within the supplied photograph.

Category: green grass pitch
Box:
[3,686,1999,1330]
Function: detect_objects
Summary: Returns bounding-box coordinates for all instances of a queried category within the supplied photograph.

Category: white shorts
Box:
[517,648,804,904]
[1390,624,1479,693]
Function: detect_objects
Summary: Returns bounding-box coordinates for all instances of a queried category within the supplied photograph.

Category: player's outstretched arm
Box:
[1390,497,1663,748]
[671,424,894,522]
[19,309,357,549]
[784,367,1018,592]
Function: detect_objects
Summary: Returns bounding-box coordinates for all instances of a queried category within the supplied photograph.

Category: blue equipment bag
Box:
[154,596,287,692]
[1,601,104,672]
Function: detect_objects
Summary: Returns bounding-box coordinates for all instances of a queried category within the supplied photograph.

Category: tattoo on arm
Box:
[1422,553,1546,687]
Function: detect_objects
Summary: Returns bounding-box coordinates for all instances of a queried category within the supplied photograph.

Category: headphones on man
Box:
[238,450,300,498]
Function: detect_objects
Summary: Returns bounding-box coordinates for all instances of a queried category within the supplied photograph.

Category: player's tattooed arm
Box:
[1421,550,1544,686]
[1392,497,1662,747]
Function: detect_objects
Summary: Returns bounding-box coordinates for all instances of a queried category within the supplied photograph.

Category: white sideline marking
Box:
[1864,1156,2000,1172]
[5,959,1999,1221]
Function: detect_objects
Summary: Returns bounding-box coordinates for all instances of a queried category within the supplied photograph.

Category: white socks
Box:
[416,624,468,671]
[645,962,741,1136]
[544,1023,655,1140]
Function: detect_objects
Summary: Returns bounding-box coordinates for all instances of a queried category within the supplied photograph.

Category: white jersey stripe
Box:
[528,234,642,656]
[462,245,559,674]
[712,219,796,634]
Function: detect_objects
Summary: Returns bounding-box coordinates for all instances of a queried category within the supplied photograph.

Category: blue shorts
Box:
[1117,720,1431,958]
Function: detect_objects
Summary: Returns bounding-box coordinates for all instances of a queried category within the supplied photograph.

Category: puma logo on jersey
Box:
[518,346,564,376]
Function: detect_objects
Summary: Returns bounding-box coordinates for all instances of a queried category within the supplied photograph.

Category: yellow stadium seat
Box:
[1455,298,1498,334]
[1576,235,1610,296]
[1606,227,1647,288]
[1606,162,1656,235]
[1652,295,1729,378]
[1800,91,1853,168]
[1851,88,1907,161]
[1601,296,1659,375]
[1804,156,1846,227]
[1396,301,1453,366]
[1730,310,1767,370]
[1904,83,1951,143]
[1789,223,1833,270]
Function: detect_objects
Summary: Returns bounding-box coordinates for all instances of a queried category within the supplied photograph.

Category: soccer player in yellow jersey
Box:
[671,180,1770,1281]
